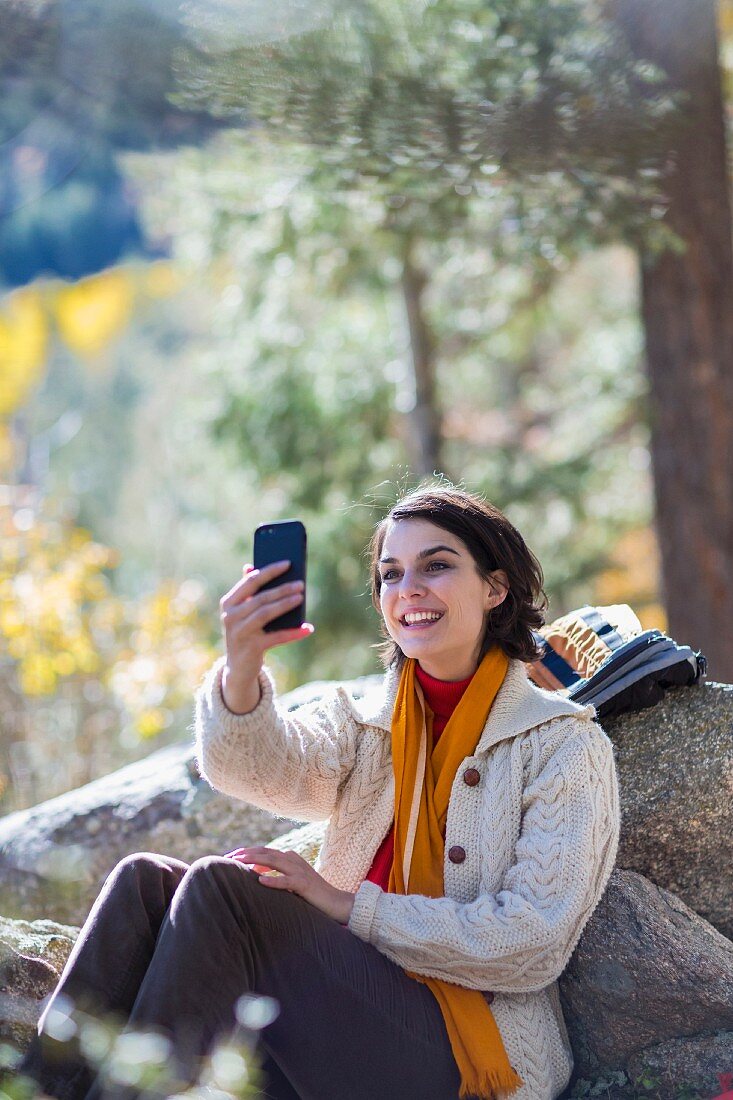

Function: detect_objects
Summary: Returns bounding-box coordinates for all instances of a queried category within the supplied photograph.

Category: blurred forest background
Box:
[1,0,732,813]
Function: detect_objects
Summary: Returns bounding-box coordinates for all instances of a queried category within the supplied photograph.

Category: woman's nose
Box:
[399,570,426,598]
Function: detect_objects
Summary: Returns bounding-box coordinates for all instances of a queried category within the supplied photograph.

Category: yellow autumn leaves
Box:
[0,499,215,739]
[55,268,135,359]
[0,262,182,435]
[111,580,217,739]
[0,288,48,417]
[0,259,206,809]
[0,510,114,695]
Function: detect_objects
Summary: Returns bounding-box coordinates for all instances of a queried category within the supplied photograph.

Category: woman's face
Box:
[378,518,508,681]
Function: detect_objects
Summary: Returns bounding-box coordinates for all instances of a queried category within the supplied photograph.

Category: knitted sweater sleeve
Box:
[347,718,620,993]
[194,658,360,821]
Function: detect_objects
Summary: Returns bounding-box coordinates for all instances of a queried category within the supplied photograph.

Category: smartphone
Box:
[253,520,307,633]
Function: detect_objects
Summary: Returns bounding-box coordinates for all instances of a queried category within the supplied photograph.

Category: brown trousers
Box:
[20,853,471,1100]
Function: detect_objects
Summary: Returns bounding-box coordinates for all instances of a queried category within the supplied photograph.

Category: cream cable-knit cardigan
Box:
[195,655,621,1100]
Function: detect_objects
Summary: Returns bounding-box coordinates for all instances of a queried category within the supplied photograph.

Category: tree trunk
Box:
[612,0,733,678]
[400,240,444,479]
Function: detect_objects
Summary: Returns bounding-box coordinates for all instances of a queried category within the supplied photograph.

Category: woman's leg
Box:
[19,853,189,1100]
[24,853,468,1100]
[122,856,466,1100]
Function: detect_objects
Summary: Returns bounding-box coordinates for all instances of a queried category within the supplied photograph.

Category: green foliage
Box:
[11,0,672,696]
[162,0,680,680]
[570,1069,629,1097]
[161,1,672,677]
[178,0,679,253]
[569,1068,707,1100]
[125,130,650,682]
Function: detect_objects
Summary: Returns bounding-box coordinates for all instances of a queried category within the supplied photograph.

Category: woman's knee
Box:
[184,855,259,891]
[177,856,265,917]
[106,851,158,886]
[103,852,186,899]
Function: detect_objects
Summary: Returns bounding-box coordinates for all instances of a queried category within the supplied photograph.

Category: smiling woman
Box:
[21,483,621,1100]
[370,488,547,680]
[376,527,499,681]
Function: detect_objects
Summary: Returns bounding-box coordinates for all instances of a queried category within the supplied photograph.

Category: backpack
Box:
[527,604,707,721]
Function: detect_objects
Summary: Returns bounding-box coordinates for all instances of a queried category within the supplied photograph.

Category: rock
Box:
[267,819,328,866]
[3,835,732,1100]
[626,1030,733,1098]
[1,664,730,1093]
[559,867,733,1083]
[0,915,78,1050]
[289,676,733,946]
[273,824,733,1096]
[286,676,733,949]
[0,676,380,927]
[0,743,297,927]
[4,669,728,938]
[606,679,733,940]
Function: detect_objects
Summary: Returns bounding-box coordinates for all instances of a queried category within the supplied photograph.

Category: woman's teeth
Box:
[402,611,443,625]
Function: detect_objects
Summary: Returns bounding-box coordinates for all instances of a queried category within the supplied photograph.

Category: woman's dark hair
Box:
[368,484,547,669]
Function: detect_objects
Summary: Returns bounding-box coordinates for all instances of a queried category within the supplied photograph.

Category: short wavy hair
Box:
[368,484,547,669]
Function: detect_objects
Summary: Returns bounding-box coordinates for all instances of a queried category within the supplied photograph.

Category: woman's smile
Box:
[399,609,445,628]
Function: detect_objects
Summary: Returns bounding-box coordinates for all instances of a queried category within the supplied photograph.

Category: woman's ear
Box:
[486,570,509,609]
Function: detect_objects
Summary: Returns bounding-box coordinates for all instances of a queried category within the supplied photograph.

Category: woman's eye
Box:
[380,561,448,582]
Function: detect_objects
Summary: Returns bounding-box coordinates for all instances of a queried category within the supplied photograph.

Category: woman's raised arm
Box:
[218,560,312,715]
[195,657,362,821]
[194,562,359,820]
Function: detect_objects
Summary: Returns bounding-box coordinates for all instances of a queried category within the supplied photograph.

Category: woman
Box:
[21,485,620,1100]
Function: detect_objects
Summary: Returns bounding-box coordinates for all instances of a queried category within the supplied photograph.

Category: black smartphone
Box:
[253,520,307,633]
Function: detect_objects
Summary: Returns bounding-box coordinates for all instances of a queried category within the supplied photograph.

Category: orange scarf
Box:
[388,649,524,1099]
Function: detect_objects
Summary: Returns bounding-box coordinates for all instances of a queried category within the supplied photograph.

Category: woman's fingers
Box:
[224,848,284,875]
[232,844,301,880]
[218,561,311,698]
[223,577,303,620]
[221,585,303,642]
[263,623,314,649]
[220,560,292,610]
[251,863,282,876]
[237,847,302,871]
[228,847,355,922]
[237,848,309,881]
[227,588,305,637]
[256,873,292,889]
[242,561,292,596]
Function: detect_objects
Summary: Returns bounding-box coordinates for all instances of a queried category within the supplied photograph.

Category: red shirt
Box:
[365,664,474,890]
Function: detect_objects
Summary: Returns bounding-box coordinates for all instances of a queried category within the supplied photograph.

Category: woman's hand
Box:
[225,846,356,925]
[219,562,313,715]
